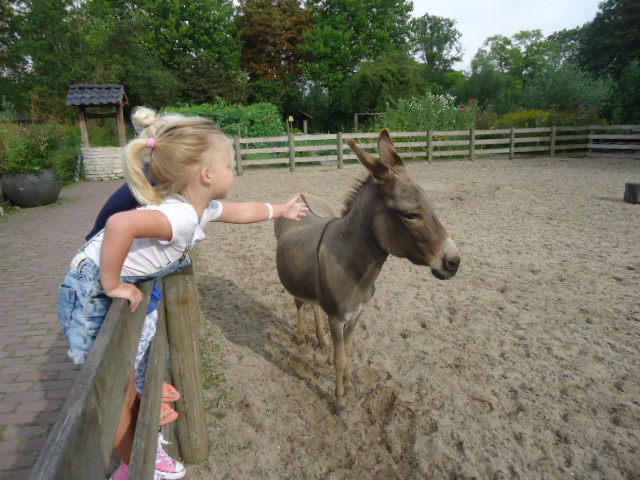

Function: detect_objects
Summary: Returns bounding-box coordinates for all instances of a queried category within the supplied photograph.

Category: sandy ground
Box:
[186,155,639,480]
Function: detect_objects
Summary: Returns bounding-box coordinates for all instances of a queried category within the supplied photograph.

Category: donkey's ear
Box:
[348,137,389,178]
[378,129,404,167]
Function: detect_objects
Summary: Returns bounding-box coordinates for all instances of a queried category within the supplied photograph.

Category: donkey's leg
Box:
[312,305,328,348]
[328,317,348,418]
[342,315,361,398]
[294,298,307,344]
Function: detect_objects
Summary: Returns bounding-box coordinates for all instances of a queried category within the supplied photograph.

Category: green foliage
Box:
[465,57,512,113]
[523,62,613,114]
[335,51,430,117]
[578,0,640,78]
[379,94,479,132]
[0,122,80,183]
[614,60,640,123]
[410,14,462,73]
[302,0,413,93]
[170,100,286,137]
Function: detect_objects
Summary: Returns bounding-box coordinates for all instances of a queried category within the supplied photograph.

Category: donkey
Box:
[274,129,460,418]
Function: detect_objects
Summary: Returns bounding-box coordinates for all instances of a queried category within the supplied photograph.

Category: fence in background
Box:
[233,125,640,174]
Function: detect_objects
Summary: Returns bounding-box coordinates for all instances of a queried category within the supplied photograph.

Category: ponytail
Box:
[122,137,162,205]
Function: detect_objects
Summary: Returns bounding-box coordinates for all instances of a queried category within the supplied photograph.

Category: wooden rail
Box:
[30,264,207,480]
[232,125,640,174]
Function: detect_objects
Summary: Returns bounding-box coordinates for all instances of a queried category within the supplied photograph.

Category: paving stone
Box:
[0,179,124,477]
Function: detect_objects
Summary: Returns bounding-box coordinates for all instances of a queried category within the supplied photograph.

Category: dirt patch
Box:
[188,156,640,480]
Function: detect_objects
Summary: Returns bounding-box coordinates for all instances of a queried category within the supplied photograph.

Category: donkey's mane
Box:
[341,175,374,217]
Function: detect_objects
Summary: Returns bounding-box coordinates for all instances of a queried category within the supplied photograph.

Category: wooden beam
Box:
[78,107,90,148]
[117,105,127,146]
[163,264,209,464]
[30,284,152,480]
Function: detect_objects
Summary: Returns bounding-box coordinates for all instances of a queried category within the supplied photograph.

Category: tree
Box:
[14,0,86,118]
[523,62,613,113]
[578,0,640,78]
[132,0,244,102]
[335,51,430,116]
[409,13,462,73]
[0,1,26,112]
[301,0,413,93]
[236,0,312,83]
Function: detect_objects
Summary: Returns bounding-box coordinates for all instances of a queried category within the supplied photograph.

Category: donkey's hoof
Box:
[345,388,356,399]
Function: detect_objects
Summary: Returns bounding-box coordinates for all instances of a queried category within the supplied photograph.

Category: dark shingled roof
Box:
[66,84,127,106]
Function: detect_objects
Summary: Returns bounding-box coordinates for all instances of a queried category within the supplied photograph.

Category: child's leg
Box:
[113,372,139,465]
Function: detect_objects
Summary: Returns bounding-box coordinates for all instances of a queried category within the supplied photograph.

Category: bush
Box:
[0,121,80,183]
[379,94,480,132]
[170,99,286,137]
[491,110,551,128]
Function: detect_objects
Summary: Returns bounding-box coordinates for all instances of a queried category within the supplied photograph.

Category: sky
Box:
[410,0,603,70]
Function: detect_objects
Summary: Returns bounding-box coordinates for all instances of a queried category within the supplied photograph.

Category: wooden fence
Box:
[30,264,207,480]
[233,125,640,174]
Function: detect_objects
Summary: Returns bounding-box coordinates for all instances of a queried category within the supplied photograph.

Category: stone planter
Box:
[1,168,62,208]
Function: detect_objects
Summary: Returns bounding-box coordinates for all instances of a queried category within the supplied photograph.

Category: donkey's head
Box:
[347,129,460,280]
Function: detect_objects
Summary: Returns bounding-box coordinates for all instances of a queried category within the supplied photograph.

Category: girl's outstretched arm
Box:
[100,210,173,312]
[217,193,308,224]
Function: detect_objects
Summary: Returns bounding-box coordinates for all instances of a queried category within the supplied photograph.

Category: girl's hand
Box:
[282,193,308,221]
[106,282,144,312]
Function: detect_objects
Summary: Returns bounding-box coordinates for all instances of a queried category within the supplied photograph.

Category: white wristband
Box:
[265,203,274,220]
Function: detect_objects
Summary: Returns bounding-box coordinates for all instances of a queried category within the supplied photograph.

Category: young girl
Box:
[58,110,307,480]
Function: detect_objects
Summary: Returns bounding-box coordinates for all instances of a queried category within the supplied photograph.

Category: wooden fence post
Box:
[129,306,168,480]
[427,131,433,162]
[288,132,295,172]
[550,126,557,157]
[337,132,344,169]
[163,263,208,464]
[234,137,243,176]
[469,129,476,161]
[509,127,515,160]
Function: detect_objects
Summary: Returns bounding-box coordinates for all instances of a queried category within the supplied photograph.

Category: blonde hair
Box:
[123,107,232,205]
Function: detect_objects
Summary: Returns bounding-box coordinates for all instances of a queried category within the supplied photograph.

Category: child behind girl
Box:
[58,108,307,479]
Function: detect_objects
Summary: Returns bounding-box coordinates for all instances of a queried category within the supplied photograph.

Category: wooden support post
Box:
[624,183,640,204]
[509,127,515,160]
[469,129,476,161]
[303,119,308,134]
[78,107,90,148]
[427,131,433,162]
[117,105,127,146]
[337,132,344,169]
[550,126,557,157]
[234,137,243,176]
[288,132,295,172]
[130,303,167,480]
[163,264,208,464]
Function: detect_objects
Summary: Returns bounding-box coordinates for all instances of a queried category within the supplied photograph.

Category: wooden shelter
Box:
[66,84,128,147]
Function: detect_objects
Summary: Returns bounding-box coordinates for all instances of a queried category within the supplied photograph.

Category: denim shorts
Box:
[58,255,113,364]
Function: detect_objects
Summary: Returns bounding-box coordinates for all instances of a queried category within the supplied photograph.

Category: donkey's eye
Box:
[401,212,423,222]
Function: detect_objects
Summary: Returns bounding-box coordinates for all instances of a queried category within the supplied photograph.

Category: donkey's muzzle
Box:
[430,238,460,280]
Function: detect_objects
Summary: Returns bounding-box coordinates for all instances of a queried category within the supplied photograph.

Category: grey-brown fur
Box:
[274,129,460,417]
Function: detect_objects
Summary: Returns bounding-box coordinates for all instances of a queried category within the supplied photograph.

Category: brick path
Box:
[0,179,125,479]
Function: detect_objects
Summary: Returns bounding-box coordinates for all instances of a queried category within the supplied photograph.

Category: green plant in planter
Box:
[0,122,80,208]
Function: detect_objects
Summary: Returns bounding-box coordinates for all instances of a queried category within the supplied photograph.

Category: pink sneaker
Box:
[155,433,186,479]
[110,462,129,480]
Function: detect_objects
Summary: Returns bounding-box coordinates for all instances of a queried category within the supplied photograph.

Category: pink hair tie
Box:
[146,137,156,149]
